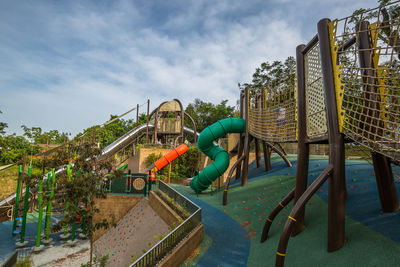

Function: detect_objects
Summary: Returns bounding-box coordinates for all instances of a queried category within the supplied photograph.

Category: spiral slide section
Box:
[190,118,245,193]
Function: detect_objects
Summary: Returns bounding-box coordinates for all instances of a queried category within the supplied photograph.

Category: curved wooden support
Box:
[275,165,333,267]
[222,155,246,206]
[260,188,295,243]
[275,143,288,156]
[266,142,292,167]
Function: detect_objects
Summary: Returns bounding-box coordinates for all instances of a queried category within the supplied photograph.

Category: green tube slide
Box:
[190,118,245,193]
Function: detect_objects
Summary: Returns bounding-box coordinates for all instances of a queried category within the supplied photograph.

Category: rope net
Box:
[247,77,297,143]
[332,1,400,162]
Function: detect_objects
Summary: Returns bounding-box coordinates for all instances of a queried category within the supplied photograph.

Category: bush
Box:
[170,146,199,179]
[144,146,199,180]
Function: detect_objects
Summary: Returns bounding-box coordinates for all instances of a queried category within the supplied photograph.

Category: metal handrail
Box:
[130,180,201,267]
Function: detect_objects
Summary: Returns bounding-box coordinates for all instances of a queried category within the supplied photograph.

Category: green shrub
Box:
[170,146,199,180]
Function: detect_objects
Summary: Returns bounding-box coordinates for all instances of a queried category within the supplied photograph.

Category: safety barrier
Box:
[247,78,297,143]
[130,180,201,267]
[330,1,400,162]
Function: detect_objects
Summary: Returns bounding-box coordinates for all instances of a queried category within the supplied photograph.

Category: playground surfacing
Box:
[173,156,400,266]
[1,156,400,266]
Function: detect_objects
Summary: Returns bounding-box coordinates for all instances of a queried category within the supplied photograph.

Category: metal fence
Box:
[130,180,201,267]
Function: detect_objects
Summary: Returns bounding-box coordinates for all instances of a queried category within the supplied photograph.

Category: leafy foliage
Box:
[21,125,70,144]
[81,254,109,267]
[185,99,236,132]
[144,146,199,180]
[76,113,148,149]
[242,56,296,91]
[46,141,122,264]
[0,110,8,136]
[0,134,37,164]
[170,146,199,179]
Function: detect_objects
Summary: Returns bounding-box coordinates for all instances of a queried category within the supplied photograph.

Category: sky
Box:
[0,0,379,137]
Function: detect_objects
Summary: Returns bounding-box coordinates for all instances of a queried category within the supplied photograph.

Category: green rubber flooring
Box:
[173,160,400,266]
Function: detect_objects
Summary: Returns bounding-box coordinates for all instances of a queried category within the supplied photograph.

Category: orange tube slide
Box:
[154,144,188,171]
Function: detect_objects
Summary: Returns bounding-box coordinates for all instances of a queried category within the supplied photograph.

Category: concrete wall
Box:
[128,148,172,173]
[158,224,204,267]
[148,190,204,267]
[148,191,181,227]
[93,195,142,240]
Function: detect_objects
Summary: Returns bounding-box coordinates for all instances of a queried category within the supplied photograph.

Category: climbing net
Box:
[331,1,400,162]
[247,78,297,143]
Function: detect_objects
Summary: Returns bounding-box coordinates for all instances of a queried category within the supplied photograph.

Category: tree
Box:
[0,110,8,136]
[76,113,148,149]
[185,99,236,132]
[0,134,36,164]
[243,56,296,91]
[48,140,121,265]
[21,125,70,144]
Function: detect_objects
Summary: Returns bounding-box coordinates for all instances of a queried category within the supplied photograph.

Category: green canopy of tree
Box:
[21,125,70,144]
[0,134,37,164]
[185,99,236,132]
[242,56,296,90]
[0,110,8,136]
[44,142,121,265]
[76,113,148,148]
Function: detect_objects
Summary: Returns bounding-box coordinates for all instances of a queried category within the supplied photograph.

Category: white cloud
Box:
[0,0,378,136]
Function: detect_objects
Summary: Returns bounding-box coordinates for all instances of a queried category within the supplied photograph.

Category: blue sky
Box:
[0,0,378,136]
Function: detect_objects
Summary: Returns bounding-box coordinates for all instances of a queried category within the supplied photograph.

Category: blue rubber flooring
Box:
[0,215,70,265]
[185,195,250,267]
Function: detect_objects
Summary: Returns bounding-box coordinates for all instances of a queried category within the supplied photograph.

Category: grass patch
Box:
[0,164,46,199]
[155,190,190,220]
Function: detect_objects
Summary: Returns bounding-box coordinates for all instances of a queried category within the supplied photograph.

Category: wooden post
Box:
[241,87,250,186]
[146,99,150,144]
[318,18,346,252]
[292,44,309,236]
[136,103,139,123]
[261,88,271,171]
[236,91,245,179]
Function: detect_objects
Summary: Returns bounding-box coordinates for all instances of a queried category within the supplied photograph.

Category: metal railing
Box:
[130,180,201,267]
[1,247,32,267]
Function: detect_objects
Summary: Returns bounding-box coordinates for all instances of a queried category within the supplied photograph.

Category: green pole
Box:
[45,169,55,242]
[43,173,51,238]
[69,165,77,241]
[12,165,23,235]
[63,165,72,237]
[20,166,31,244]
[35,178,44,248]
[196,151,201,198]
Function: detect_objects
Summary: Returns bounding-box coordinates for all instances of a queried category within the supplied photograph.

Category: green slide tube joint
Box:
[190,118,245,193]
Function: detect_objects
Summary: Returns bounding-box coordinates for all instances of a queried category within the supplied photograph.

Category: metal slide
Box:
[99,123,198,160]
[0,123,198,211]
